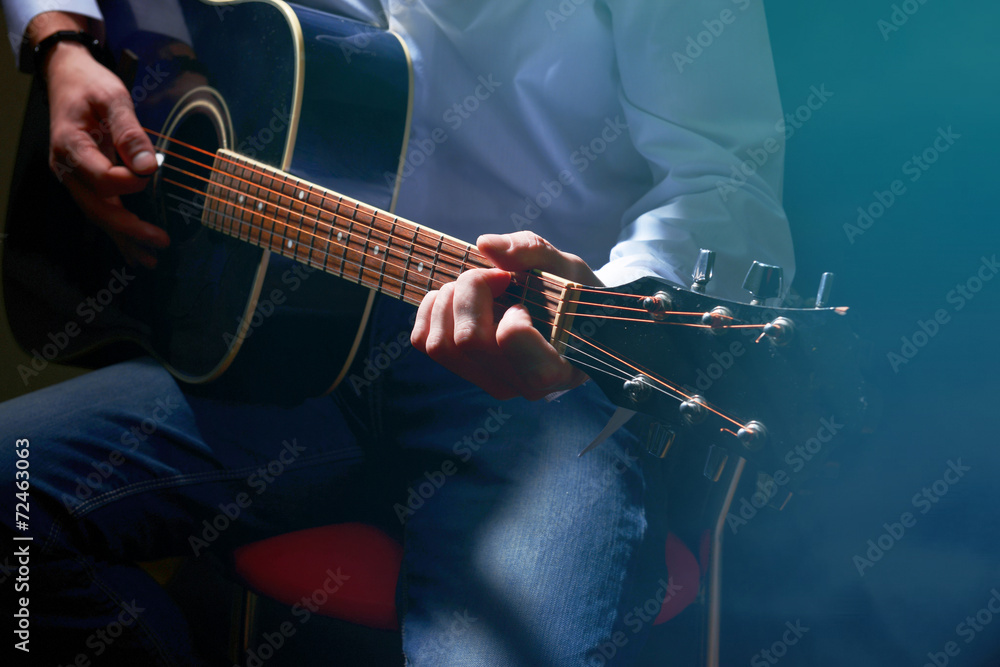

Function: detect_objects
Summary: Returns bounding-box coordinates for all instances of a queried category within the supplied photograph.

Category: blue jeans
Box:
[1,298,668,666]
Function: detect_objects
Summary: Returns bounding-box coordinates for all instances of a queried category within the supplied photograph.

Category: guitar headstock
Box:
[553,257,870,495]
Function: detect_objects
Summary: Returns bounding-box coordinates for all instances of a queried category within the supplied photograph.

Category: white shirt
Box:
[4,0,795,300]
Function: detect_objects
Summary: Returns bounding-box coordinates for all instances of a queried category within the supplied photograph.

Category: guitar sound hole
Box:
[157,112,223,244]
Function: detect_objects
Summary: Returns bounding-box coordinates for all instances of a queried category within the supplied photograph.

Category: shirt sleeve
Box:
[593,0,795,303]
[2,0,103,69]
[3,0,192,71]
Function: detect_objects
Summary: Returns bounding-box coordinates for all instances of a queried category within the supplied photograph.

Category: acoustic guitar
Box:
[4,0,869,483]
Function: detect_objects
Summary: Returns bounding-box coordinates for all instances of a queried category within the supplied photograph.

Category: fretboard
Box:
[201,149,579,345]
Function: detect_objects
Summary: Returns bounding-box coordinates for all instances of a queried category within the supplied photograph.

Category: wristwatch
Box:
[30,30,103,75]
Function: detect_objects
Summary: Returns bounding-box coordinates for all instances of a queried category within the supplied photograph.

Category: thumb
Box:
[107,97,158,175]
[477,231,600,285]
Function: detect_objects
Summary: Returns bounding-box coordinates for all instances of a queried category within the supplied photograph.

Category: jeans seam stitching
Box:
[69,449,361,518]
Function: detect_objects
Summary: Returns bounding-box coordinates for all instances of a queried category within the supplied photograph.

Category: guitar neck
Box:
[202,149,579,345]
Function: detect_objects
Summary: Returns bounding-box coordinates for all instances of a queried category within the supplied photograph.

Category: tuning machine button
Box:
[763,317,795,345]
[691,249,715,293]
[743,261,784,306]
[623,375,653,404]
[680,395,708,424]
[642,291,673,320]
[737,420,767,451]
[815,272,835,308]
[701,306,733,332]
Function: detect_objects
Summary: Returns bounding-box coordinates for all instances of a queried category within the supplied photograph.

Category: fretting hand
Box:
[411,231,602,400]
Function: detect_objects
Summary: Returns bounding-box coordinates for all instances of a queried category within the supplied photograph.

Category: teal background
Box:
[716,1,1000,665]
[2,1,998,665]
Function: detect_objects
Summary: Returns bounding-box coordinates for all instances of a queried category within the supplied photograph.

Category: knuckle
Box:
[452,324,482,352]
[437,282,455,299]
[423,332,450,359]
[116,125,147,149]
[513,231,550,253]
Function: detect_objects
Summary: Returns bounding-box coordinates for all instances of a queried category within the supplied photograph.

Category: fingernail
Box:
[133,150,157,173]
[478,234,510,251]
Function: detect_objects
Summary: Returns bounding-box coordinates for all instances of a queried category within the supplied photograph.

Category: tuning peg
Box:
[763,317,795,345]
[743,261,783,305]
[680,395,708,424]
[703,444,729,482]
[815,272,835,308]
[750,472,793,511]
[642,291,672,320]
[737,420,767,451]
[644,422,676,459]
[690,249,715,293]
[623,375,653,403]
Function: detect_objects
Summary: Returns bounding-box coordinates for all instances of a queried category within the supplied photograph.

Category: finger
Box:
[477,232,601,285]
[420,284,521,399]
[451,270,505,353]
[53,132,150,198]
[423,282,458,360]
[410,289,438,350]
[496,304,587,398]
[105,97,158,175]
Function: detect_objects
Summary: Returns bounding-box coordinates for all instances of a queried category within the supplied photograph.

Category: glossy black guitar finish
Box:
[563,277,869,485]
[4,2,870,473]
[3,0,411,403]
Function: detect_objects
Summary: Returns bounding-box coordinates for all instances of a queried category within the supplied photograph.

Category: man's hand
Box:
[411,231,601,400]
[32,12,169,268]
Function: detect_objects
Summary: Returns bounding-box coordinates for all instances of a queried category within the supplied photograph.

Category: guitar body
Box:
[3,0,411,403]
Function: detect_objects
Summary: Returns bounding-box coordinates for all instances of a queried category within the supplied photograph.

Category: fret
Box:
[460,245,471,273]
[353,200,372,287]
[345,199,364,284]
[328,194,348,279]
[303,186,325,271]
[349,201,376,290]
[292,179,311,266]
[395,218,414,302]
[430,234,443,292]
[286,177,307,262]
[254,168,271,245]
[220,158,236,237]
[371,211,399,297]
[203,151,573,332]
[437,241,470,284]
[267,171,283,254]
[276,175,294,256]
[410,229,438,298]
[204,154,222,230]
[237,161,255,243]
[318,197,339,276]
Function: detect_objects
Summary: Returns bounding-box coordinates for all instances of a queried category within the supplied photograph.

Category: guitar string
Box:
[147,129,746,322]
[169,178,758,340]
[150,137,754,430]
[162,168,745,333]
[563,329,745,429]
[146,128,493,264]
[173,196,749,426]
[151,130,801,353]
[155,143,745,329]
[162,207,747,430]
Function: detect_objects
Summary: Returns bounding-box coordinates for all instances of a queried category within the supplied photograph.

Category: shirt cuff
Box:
[3,0,102,69]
